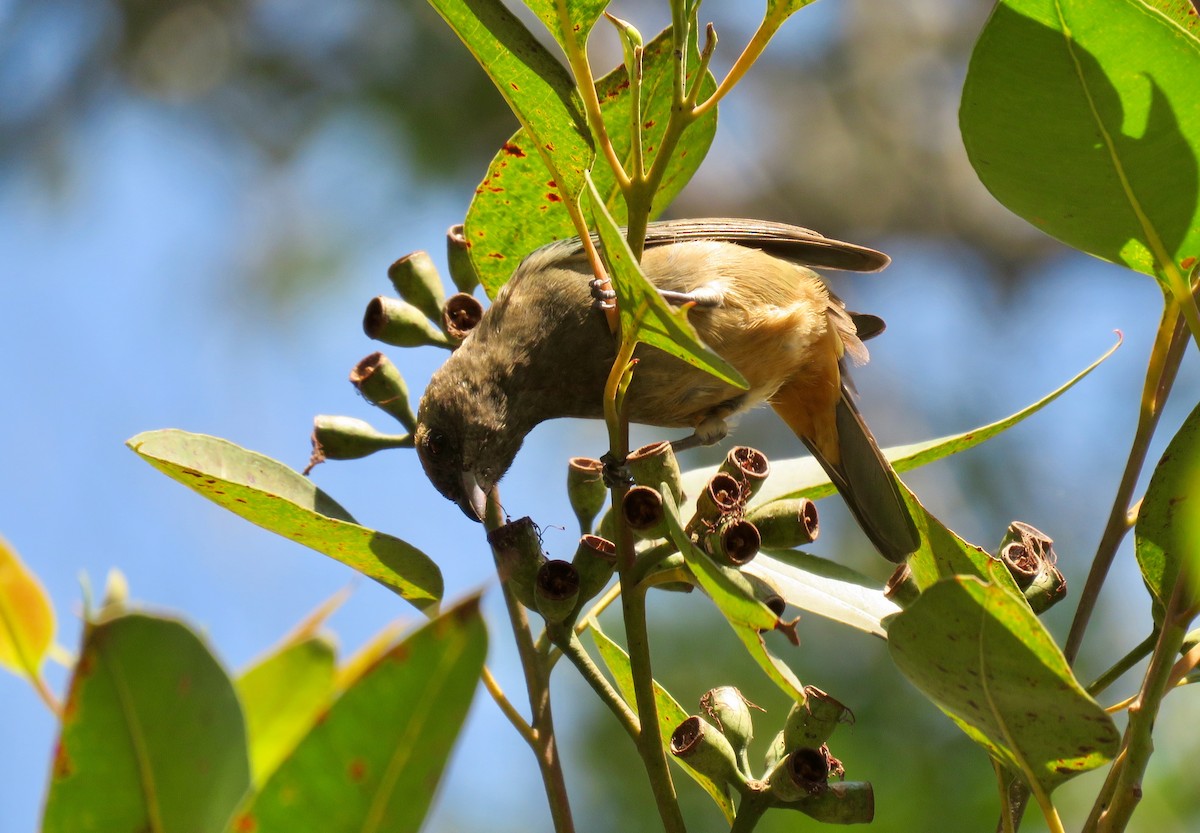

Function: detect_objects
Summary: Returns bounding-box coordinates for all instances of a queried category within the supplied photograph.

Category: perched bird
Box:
[415,219,919,561]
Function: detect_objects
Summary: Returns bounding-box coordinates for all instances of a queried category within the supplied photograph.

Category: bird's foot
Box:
[590,279,616,310]
[600,451,634,489]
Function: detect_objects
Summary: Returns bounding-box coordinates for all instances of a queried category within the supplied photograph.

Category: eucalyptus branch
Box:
[1087,632,1157,698]
[692,12,782,119]
[1064,305,1189,664]
[485,492,576,833]
[1088,577,1196,831]
[551,625,641,741]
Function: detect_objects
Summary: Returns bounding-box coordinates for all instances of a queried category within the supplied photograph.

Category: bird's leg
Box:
[668,408,734,454]
[589,281,725,310]
[600,451,634,488]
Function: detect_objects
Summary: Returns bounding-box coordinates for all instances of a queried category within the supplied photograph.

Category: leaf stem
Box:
[481,665,536,746]
[485,491,576,833]
[1086,632,1157,698]
[1064,304,1189,664]
[551,625,641,740]
[692,12,782,119]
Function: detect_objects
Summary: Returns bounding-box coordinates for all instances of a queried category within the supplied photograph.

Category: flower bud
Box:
[349,353,418,431]
[700,686,756,775]
[387,250,445,325]
[567,457,607,535]
[624,485,669,539]
[783,686,849,749]
[627,441,685,507]
[719,446,770,502]
[572,534,616,605]
[669,716,746,790]
[442,292,483,343]
[446,223,480,294]
[703,518,760,566]
[363,296,452,349]
[306,415,411,472]
[535,560,580,624]
[745,499,819,548]
[487,517,545,610]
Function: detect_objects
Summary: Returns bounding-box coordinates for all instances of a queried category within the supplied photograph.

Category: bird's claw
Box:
[600,452,634,489]
[590,279,616,310]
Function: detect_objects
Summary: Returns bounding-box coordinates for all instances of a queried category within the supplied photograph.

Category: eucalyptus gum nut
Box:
[1023,563,1068,614]
[446,223,480,294]
[669,716,747,790]
[535,560,580,624]
[387,250,446,325]
[703,518,760,566]
[626,441,685,507]
[567,457,607,535]
[718,446,770,502]
[307,415,411,468]
[487,517,545,611]
[363,296,453,349]
[700,687,755,774]
[783,686,848,749]
[766,747,830,802]
[624,485,669,539]
[763,729,788,775]
[883,562,920,606]
[571,534,616,604]
[777,780,875,824]
[745,499,819,548]
[349,352,419,431]
[442,293,483,342]
[687,472,742,535]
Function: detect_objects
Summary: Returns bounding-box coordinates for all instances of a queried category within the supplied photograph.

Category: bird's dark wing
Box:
[519,218,890,274]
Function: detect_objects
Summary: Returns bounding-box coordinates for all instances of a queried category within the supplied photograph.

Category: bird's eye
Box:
[425,431,445,456]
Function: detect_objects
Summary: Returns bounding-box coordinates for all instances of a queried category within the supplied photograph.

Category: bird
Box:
[414,218,919,562]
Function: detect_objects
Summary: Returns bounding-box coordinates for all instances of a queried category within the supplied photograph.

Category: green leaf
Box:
[127,430,442,611]
[961,0,1200,280]
[0,532,54,683]
[680,337,1118,506]
[660,483,776,630]
[1136,398,1200,619]
[237,636,336,786]
[888,576,1120,794]
[727,621,806,702]
[426,0,592,289]
[43,613,251,833]
[233,595,487,833]
[589,620,735,823]
[522,0,608,50]
[466,25,718,296]
[586,175,747,389]
[746,551,899,638]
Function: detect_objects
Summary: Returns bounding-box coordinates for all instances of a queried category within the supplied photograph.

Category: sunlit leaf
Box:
[680,337,1118,506]
[466,25,717,296]
[0,532,54,683]
[43,613,250,833]
[237,636,336,786]
[889,576,1120,794]
[1136,398,1200,619]
[127,430,442,611]
[233,595,487,833]
[586,176,747,389]
[961,0,1200,281]
[727,622,806,702]
[589,619,735,823]
[746,551,898,638]
[522,0,608,50]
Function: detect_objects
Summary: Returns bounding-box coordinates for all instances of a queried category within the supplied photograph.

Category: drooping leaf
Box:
[659,483,775,630]
[466,25,718,296]
[1136,398,1200,619]
[127,430,442,611]
[586,176,747,389]
[961,0,1200,281]
[889,576,1120,794]
[426,0,592,289]
[43,613,251,833]
[233,595,487,833]
[589,619,735,823]
[237,636,336,786]
[727,621,806,702]
[0,532,54,683]
[680,337,1118,506]
[746,551,899,638]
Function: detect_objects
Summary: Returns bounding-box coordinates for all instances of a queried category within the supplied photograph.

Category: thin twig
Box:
[481,665,536,746]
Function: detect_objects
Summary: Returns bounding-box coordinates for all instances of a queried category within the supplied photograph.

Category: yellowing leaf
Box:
[0,533,55,682]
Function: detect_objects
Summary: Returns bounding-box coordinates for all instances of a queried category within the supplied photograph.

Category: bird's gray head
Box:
[414,358,524,522]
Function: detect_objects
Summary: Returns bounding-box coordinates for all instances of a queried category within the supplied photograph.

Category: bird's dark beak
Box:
[456,471,488,522]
